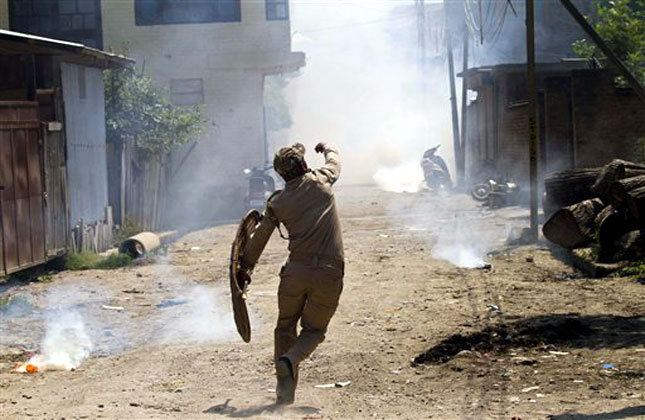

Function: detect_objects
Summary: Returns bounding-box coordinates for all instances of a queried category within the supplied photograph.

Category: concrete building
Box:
[1,0,304,226]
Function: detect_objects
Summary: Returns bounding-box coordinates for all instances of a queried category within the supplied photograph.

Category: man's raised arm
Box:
[314,142,341,185]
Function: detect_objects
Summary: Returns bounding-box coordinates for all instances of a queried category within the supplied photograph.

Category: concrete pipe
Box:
[119,232,161,258]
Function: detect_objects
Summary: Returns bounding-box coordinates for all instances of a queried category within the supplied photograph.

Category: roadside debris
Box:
[119,232,161,258]
[122,289,144,294]
[101,305,124,311]
[315,381,351,389]
[156,299,188,308]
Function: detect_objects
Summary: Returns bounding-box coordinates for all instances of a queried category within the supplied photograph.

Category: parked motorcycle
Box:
[243,166,279,212]
[483,179,521,209]
[421,145,452,191]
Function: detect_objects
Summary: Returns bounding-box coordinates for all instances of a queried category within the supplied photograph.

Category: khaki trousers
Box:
[274,261,343,367]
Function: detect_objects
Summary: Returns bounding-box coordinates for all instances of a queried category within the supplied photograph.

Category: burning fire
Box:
[14,362,39,374]
[13,353,78,374]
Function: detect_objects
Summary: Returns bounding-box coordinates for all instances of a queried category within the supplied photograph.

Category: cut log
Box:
[625,185,645,221]
[542,192,559,220]
[544,168,601,208]
[590,159,645,199]
[612,230,645,262]
[543,198,604,248]
[606,175,645,210]
[594,205,631,262]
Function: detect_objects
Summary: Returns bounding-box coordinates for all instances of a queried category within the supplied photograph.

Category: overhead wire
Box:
[463,0,514,45]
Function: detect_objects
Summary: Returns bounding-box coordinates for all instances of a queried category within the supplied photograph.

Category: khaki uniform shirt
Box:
[242,145,343,269]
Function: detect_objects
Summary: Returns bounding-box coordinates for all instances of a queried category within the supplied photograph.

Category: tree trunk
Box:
[591,159,645,201]
[543,198,604,248]
[594,205,630,262]
[626,185,645,221]
[607,175,645,210]
[612,230,645,262]
[542,192,559,220]
[544,168,600,208]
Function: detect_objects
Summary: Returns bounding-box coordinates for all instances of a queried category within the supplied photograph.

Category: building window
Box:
[135,0,241,26]
[170,79,204,106]
[10,0,103,48]
[266,0,288,20]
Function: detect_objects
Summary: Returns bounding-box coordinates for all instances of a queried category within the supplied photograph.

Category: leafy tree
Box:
[104,66,204,160]
[572,0,645,85]
[264,74,293,132]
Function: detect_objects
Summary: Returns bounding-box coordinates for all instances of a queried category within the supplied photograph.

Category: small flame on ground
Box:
[13,354,76,374]
[14,362,39,374]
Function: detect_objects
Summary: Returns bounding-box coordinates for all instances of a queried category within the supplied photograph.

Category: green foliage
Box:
[65,252,132,271]
[115,217,144,243]
[264,74,293,132]
[572,0,645,85]
[104,65,204,160]
[96,253,133,269]
[616,261,645,278]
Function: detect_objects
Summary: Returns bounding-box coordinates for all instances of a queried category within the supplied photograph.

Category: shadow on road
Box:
[548,405,645,420]
[414,313,645,364]
[203,399,320,418]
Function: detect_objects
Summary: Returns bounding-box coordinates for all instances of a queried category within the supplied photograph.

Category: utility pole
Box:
[458,33,469,186]
[526,0,539,239]
[415,0,426,73]
[447,33,461,187]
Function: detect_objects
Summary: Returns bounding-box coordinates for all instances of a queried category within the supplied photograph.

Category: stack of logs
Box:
[543,159,645,262]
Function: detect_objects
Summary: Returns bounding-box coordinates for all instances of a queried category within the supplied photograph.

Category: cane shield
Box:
[229,210,261,342]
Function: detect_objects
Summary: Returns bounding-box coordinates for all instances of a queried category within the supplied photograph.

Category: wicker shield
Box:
[229,210,261,342]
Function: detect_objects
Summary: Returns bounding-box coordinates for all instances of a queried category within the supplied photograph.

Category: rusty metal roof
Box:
[0,29,133,69]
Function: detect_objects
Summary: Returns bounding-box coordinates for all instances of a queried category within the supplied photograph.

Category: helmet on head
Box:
[273,143,308,181]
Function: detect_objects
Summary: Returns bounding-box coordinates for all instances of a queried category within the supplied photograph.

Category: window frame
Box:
[170,78,204,106]
[134,0,241,26]
[266,0,289,21]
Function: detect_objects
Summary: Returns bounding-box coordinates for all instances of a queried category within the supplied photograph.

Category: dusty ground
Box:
[1,185,644,420]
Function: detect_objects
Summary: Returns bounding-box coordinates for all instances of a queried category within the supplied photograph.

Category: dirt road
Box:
[1,185,643,420]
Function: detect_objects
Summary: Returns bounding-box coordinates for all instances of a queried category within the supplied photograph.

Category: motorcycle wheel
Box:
[471,183,491,201]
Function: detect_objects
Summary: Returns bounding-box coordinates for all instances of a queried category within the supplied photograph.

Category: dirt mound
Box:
[413,317,593,365]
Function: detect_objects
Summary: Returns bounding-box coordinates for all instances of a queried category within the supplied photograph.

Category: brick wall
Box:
[544,76,574,174]
[571,70,645,168]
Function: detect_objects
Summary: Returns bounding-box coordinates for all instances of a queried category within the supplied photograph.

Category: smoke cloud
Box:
[286,0,454,184]
[3,260,236,372]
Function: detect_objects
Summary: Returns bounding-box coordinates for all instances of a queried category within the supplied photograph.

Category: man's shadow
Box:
[204,399,321,418]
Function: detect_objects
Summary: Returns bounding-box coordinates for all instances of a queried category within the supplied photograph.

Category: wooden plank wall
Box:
[0,101,47,275]
[122,139,166,232]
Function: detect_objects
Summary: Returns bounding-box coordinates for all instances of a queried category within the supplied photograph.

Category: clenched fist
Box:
[315,142,327,154]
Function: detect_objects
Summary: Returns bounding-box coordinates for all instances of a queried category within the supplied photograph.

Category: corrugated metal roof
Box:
[0,29,133,69]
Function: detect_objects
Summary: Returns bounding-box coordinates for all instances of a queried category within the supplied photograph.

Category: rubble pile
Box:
[543,159,645,263]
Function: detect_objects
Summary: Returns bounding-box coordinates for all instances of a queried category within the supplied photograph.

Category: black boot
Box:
[275,357,296,405]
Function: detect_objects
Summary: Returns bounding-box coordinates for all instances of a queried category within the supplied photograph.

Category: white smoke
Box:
[286,0,454,184]
[35,310,93,371]
[5,260,237,372]
[157,284,236,344]
[151,255,237,345]
[373,161,424,193]
[431,213,488,268]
